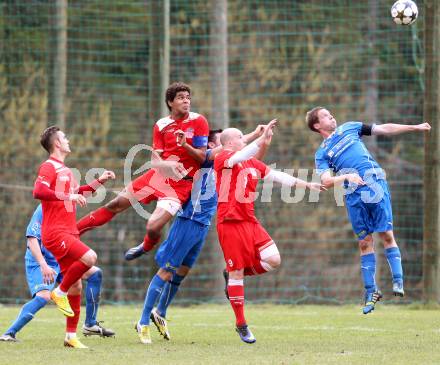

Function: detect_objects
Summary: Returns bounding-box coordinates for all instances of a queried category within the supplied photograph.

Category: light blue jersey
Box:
[177,150,217,226]
[25,205,57,266]
[315,122,393,239]
[315,121,382,180]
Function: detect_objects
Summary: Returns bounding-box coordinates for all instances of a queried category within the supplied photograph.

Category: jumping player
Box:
[215,121,324,343]
[306,106,430,314]
[133,124,270,344]
[76,82,209,258]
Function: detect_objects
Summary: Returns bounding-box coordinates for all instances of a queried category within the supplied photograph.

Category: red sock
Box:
[60,261,90,292]
[66,294,81,332]
[77,207,115,235]
[244,260,267,276]
[227,282,246,326]
[143,234,161,251]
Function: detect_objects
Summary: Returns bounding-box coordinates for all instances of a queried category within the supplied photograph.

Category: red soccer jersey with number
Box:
[34,157,80,239]
[214,150,269,223]
[152,112,209,177]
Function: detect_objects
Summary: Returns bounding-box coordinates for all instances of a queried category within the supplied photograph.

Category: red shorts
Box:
[43,233,90,274]
[128,169,192,205]
[217,220,273,272]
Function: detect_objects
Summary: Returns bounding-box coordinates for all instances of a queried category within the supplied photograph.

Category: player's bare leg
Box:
[378,230,404,297]
[359,235,382,314]
[124,206,174,261]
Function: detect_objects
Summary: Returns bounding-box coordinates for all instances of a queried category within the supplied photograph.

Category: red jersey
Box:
[34,157,80,239]
[214,150,269,223]
[153,112,209,177]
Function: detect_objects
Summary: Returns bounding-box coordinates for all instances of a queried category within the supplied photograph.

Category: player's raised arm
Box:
[242,124,265,144]
[78,170,115,196]
[372,122,431,136]
[236,120,277,161]
[223,120,277,168]
[254,120,277,161]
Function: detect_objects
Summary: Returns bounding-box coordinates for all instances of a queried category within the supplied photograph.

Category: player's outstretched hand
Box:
[99,170,116,183]
[415,122,431,132]
[307,182,327,192]
[71,193,87,207]
[254,124,266,137]
[263,119,277,138]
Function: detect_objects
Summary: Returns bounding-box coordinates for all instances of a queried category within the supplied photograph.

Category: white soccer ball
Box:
[391,0,418,25]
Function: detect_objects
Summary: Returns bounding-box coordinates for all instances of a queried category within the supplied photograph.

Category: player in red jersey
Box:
[214,121,324,343]
[76,82,209,258]
[33,126,115,347]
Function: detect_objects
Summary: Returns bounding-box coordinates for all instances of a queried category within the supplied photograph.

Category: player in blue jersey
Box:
[127,125,269,344]
[0,205,114,346]
[306,107,430,314]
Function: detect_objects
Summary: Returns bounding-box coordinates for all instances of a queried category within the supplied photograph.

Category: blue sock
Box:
[140,274,166,325]
[85,269,102,327]
[157,274,185,317]
[385,247,403,283]
[5,296,48,335]
[360,253,377,294]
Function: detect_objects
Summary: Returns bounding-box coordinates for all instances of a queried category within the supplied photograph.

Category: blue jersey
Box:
[178,150,217,226]
[24,205,57,265]
[315,122,382,180]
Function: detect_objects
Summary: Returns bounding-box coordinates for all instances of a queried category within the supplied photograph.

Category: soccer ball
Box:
[391,0,418,25]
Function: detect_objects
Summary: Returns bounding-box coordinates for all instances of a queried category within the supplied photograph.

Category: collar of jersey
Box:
[49,156,65,165]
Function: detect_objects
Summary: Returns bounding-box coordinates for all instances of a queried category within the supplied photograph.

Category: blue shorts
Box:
[345,179,393,240]
[155,217,210,272]
[25,259,62,297]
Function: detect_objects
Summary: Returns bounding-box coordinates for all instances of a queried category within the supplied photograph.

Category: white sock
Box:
[55,287,67,296]
[65,332,76,340]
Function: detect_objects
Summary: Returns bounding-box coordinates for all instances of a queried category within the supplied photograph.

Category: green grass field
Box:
[0,303,439,365]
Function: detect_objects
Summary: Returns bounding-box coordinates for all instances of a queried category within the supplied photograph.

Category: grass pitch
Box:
[0,303,439,365]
